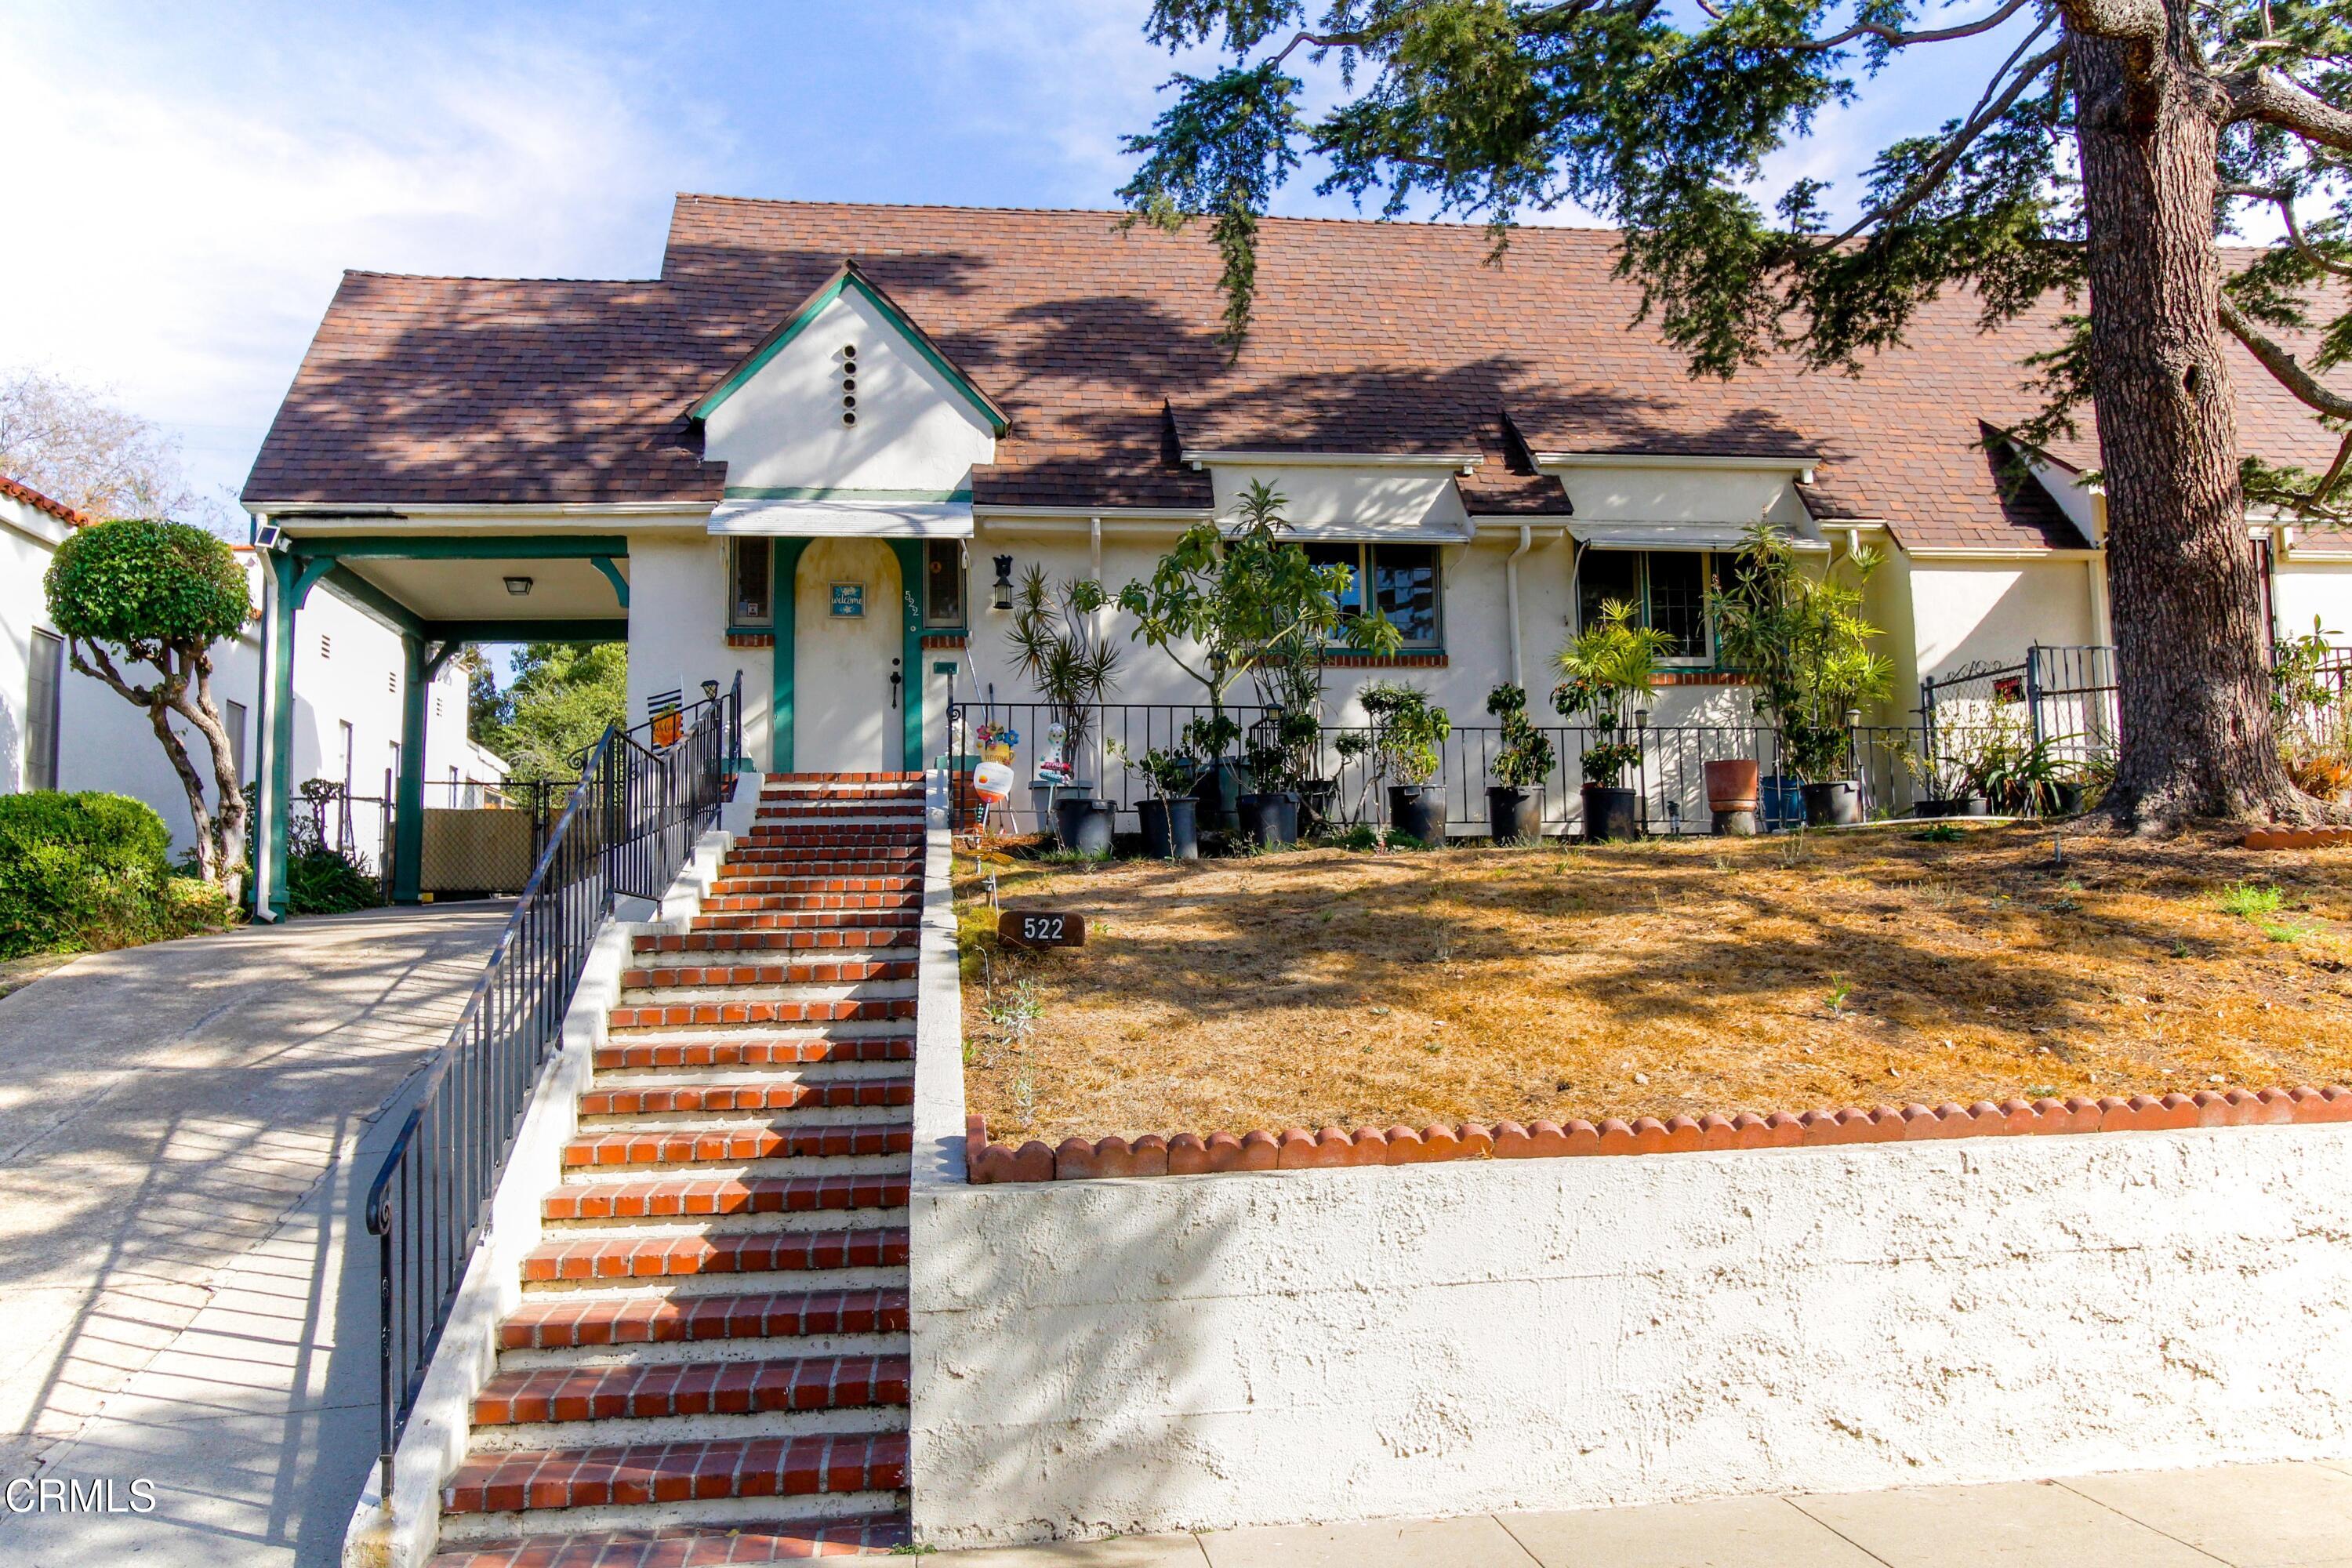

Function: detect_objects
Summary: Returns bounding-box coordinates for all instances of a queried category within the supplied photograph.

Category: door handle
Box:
[889,658,902,710]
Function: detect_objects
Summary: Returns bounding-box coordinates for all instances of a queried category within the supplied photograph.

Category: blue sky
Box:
[0,0,2023,514]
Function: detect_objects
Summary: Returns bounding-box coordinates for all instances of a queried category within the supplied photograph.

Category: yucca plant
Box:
[1007,567,1121,774]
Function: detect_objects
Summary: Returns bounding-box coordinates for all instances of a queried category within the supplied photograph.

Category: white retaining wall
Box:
[906,786,2352,1547]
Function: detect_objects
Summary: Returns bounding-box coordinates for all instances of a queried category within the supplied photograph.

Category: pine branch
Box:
[2221,297,2352,419]
[2051,0,2170,43]
[2220,184,2352,280]
[2225,66,2352,151]
[1791,0,2038,53]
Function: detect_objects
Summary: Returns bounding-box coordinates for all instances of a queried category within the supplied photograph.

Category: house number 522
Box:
[1000,910,1086,949]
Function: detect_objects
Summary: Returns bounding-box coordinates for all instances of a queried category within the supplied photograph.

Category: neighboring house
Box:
[1,473,503,867]
[234,198,2352,890]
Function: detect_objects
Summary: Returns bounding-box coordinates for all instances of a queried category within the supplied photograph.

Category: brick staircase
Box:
[429,774,927,1566]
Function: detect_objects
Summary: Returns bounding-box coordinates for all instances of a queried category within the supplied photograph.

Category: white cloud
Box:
[0,5,726,506]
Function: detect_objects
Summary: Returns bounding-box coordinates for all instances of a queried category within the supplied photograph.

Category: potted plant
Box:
[1251,612,1343,830]
[1008,566,1120,848]
[1709,524,1891,828]
[1483,683,1555,842]
[1120,481,1399,830]
[1239,707,1318,848]
[1555,599,1671,842]
[1352,681,1451,844]
[1109,739,1200,859]
[1703,757,1762,834]
[1903,735,1982,818]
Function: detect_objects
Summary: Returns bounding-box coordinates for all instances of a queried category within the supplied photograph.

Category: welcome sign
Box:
[829,582,865,618]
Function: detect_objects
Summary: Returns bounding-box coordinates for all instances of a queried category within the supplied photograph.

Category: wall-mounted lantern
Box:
[991,554,1015,612]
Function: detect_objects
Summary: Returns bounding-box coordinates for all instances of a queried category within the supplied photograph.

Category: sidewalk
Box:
[931,1461,2352,1566]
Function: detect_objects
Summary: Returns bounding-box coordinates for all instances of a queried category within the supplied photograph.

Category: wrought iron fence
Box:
[948,700,1925,835]
[362,673,739,1497]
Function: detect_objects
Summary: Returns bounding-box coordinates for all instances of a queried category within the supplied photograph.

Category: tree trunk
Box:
[2071,11,2307,827]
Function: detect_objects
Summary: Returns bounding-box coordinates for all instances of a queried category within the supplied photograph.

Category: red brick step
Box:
[606,996,914,1032]
[428,1515,911,1566]
[619,957,917,989]
[473,1353,910,1426]
[497,1288,910,1352]
[632,928,913,954]
[560,1123,913,1172]
[592,1035,913,1073]
[521,1227,909,1283]
[440,1430,908,1513]
[580,1077,914,1117]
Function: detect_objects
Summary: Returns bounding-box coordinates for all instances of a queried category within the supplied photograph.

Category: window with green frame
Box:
[1573,549,1725,663]
[1304,542,1443,648]
[729,538,773,628]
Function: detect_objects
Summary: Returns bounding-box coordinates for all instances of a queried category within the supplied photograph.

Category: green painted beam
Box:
[320,564,426,637]
[287,535,631,561]
[887,540,925,769]
[256,551,299,920]
[291,555,338,610]
[421,639,463,683]
[417,619,628,643]
[589,555,630,609]
[391,634,428,905]
[769,539,811,772]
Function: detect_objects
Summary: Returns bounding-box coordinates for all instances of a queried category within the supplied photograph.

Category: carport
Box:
[247,525,630,920]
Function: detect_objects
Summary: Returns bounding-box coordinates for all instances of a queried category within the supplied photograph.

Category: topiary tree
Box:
[43,519,252,895]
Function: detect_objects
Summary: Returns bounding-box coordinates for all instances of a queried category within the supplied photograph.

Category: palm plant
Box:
[1710,524,1892,783]
[1007,567,1120,776]
[1554,600,1672,787]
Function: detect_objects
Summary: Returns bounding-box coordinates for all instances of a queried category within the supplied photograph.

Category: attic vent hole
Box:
[840,343,859,426]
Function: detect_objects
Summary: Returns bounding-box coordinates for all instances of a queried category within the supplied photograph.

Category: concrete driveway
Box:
[0,903,510,1566]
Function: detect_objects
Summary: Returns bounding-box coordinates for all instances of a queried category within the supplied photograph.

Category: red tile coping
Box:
[425,1514,910,1566]
[964,1087,2352,1183]
[2245,826,2352,851]
[1321,650,1447,668]
[724,631,775,648]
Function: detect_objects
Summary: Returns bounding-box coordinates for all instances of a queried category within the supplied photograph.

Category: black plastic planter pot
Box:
[1915,797,1965,818]
[2045,782,2086,816]
[1581,784,1639,843]
[1052,798,1116,858]
[1802,779,1864,826]
[1387,784,1446,846]
[1138,797,1200,861]
[1189,758,1247,834]
[1236,792,1300,849]
[1486,786,1543,844]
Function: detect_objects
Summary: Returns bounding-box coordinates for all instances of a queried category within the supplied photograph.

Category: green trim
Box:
[769,539,810,771]
[391,635,429,905]
[887,540,925,768]
[589,555,630,609]
[721,485,974,503]
[421,640,463,682]
[287,535,630,561]
[290,555,338,610]
[320,565,425,637]
[418,619,627,643]
[258,551,299,920]
[688,263,1011,435]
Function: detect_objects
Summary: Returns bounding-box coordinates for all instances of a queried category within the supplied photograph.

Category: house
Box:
[236,198,2352,893]
[1,472,503,869]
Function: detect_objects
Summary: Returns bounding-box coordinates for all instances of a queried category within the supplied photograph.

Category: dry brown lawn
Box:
[954,823,2352,1144]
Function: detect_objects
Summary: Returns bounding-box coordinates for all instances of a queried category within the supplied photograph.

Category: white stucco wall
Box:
[909,1122,2352,1547]
[0,494,71,793]
[624,529,766,761]
[1204,463,1469,538]
[1541,463,1813,526]
[2273,556,2352,643]
[1907,558,2099,683]
[700,285,996,495]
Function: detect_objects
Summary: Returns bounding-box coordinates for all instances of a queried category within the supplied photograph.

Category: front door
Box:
[792,538,902,772]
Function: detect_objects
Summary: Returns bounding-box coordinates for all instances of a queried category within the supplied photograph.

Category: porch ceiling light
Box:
[991,554,1014,612]
[504,575,534,597]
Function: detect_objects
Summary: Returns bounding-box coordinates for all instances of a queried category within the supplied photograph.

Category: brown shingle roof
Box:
[0,474,86,526]
[244,196,2344,550]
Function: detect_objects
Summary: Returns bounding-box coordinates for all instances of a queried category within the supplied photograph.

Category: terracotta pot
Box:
[1704,757,1761,811]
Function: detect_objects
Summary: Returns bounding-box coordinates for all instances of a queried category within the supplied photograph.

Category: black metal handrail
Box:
[363,672,739,1498]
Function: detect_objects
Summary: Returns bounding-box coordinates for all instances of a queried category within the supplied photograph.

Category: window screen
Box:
[924,540,964,626]
[26,630,61,792]
[1576,550,1642,637]
[1646,551,1709,659]
[731,538,773,626]
[1304,543,1366,617]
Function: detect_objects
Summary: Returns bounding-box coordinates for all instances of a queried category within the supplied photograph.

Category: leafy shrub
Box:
[0,791,231,956]
[285,847,383,916]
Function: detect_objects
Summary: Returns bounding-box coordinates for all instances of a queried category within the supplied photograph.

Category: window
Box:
[223,699,249,791]
[339,720,355,793]
[1305,543,1443,648]
[26,630,62,791]
[1576,550,1719,662]
[730,538,773,626]
[924,540,964,626]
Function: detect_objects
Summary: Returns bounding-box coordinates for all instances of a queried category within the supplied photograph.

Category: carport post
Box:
[390,635,450,906]
[253,548,304,922]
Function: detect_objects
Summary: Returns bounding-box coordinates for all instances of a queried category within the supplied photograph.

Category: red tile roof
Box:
[0,474,86,527]
[242,196,2343,550]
